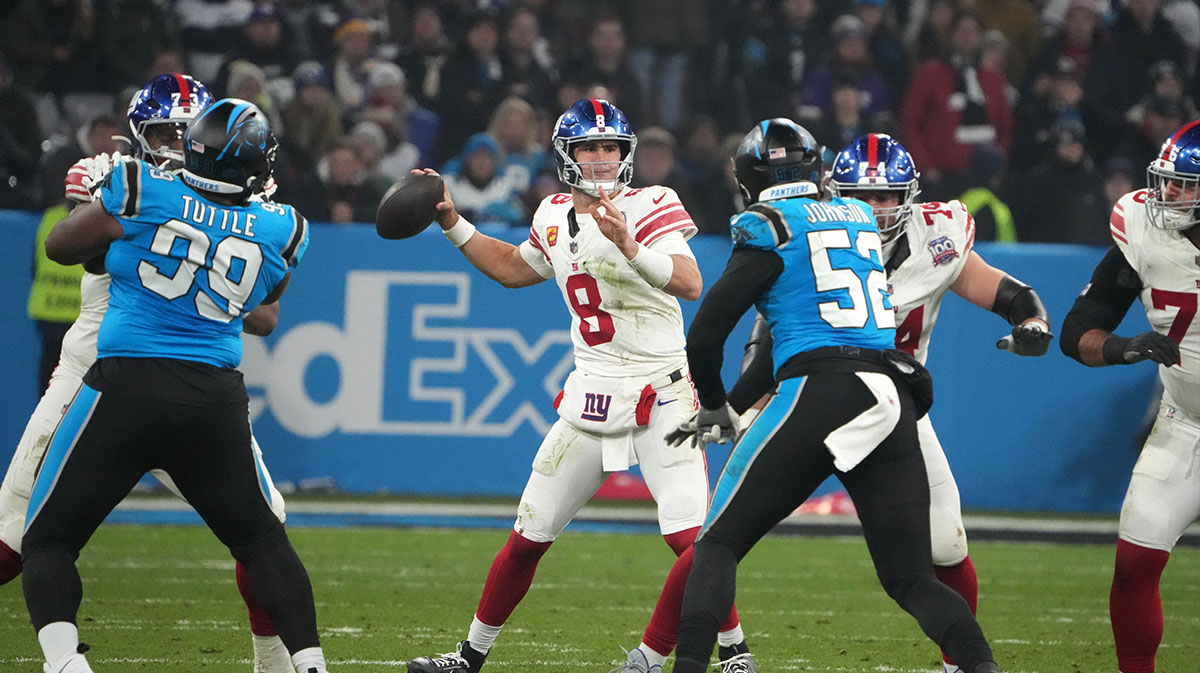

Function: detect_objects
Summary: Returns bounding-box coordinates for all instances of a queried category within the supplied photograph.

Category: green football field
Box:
[1,524,1197,672]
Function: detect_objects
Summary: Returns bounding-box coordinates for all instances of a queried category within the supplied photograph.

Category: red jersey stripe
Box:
[1111,208,1126,234]
[634,202,683,229]
[642,221,695,247]
[635,209,692,243]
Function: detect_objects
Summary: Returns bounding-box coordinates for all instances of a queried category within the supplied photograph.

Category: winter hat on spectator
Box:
[832,15,868,42]
[249,2,280,23]
[1148,60,1184,87]
[369,62,405,90]
[638,126,677,151]
[293,61,332,91]
[349,120,388,155]
[463,132,500,157]
[335,18,371,43]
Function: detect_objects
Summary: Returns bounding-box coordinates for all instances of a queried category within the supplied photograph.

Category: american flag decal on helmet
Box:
[768,147,786,159]
[190,140,205,152]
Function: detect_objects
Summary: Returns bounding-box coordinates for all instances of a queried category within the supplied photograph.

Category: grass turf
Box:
[1,524,1197,672]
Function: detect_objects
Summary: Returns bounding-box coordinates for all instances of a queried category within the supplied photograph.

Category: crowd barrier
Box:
[0,210,1155,513]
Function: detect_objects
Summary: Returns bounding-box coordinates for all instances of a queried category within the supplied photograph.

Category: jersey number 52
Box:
[807,229,895,330]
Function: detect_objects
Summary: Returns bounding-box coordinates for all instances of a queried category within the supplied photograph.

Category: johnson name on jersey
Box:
[732,194,895,372]
[1111,188,1200,417]
[518,186,697,378]
[96,158,308,368]
[888,200,976,364]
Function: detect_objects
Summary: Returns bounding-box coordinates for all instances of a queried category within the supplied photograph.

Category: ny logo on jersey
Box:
[928,236,959,267]
[581,392,612,422]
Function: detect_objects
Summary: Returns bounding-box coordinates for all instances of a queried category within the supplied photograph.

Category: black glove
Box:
[1103,331,1181,366]
[665,403,741,448]
[996,320,1053,357]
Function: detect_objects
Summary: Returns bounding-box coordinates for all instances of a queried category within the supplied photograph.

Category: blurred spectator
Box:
[907,0,956,64]
[346,120,399,189]
[0,53,43,209]
[280,61,344,176]
[442,132,525,228]
[144,46,189,82]
[96,0,180,91]
[27,200,82,393]
[631,126,698,211]
[500,6,558,110]
[689,132,747,235]
[39,113,121,210]
[4,0,102,95]
[1111,95,1187,186]
[360,62,435,173]
[281,142,390,224]
[968,0,1043,87]
[806,75,883,160]
[801,14,891,120]
[1010,120,1109,244]
[226,61,282,131]
[1126,60,1198,125]
[741,0,829,122]
[331,17,379,119]
[675,115,723,186]
[482,96,547,193]
[435,11,507,164]
[1110,0,1190,108]
[1101,156,1136,212]
[396,3,452,111]
[1025,0,1128,161]
[625,0,710,130]
[855,0,910,103]
[214,2,299,99]
[958,145,1017,242]
[1010,57,1090,172]
[980,30,1018,106]
[901,9,1013,201]
[175,0,255,83]
[521,163,563,216]
[565,14,644,125]
[1162,0,1200,71]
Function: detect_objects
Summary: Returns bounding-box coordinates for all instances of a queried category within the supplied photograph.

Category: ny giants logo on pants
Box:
[581,393,612,422]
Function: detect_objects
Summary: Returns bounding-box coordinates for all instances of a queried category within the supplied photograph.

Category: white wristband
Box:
[442,215,477,248]
[628,244,674,289]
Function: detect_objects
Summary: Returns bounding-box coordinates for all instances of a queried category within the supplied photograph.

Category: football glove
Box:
[665,403,741,449]
[1108,331,1180,366]
[996,320,1053,356]
[64,152,122,203]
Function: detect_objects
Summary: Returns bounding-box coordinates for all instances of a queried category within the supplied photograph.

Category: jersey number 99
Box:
[138,219,265,323]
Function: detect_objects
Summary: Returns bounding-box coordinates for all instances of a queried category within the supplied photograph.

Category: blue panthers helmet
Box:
[733,118,823,204]
[181,99,277,203]
[126,73,213,168]
[551,99,636,197]
[1147,120,1200,230]
[829,133,921,241]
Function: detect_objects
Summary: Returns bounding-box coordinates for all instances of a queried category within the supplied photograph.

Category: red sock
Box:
[935,555,978,666]
[642,528,740,657]
[475,531,552,627]
[0,540,21,586]
[236,561,278,637]
[1111,539,1169,673]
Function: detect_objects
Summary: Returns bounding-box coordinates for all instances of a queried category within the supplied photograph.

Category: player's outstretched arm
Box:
[423,170,545,289]
[950,250,1052,356]
[1061,246,1178,366]
[45,199,124,266]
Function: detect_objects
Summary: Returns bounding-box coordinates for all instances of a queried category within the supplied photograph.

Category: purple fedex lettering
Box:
[581,392,612,422]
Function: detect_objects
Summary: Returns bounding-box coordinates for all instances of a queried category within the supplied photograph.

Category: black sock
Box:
[718,640,750,661]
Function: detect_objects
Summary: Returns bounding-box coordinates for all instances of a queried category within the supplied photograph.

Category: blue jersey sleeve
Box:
[729,202,794,251]
[97,158,144,220]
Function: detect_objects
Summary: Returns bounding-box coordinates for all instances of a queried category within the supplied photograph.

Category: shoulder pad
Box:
[730,202,792,250]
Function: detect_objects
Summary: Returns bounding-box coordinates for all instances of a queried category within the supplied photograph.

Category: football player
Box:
[404,99,754,673]
[664,118,1002,673]
[1061,120,1200,673]
[2,87,297,673]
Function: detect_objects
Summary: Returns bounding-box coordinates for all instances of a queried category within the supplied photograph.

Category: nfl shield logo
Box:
[570,240,579,253]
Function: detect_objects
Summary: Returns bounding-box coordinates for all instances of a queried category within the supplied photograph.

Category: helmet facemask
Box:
[831,179,920,252]
[554,133,636,197]
[134,119,189,169]
[1146,159,1200,231]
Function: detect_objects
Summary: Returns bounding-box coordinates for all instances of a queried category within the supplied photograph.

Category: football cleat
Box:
[406,640,487,673]
[43,652,94,673]
[608,646,662,673]
[716,643,758,673]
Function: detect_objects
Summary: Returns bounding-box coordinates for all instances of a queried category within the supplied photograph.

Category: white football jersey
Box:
[55,272,111,380]
[1111,189,1200,418]
[518,186,698,378]
[887,200,976,365]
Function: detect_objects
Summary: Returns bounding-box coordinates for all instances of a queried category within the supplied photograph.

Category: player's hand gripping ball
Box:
[375,173,444,239]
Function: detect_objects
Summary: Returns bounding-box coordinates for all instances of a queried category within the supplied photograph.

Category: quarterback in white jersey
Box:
[0,74,293,673]
[405,99,753,673]
[728,134,1051,673]
[1061,120,1200,673]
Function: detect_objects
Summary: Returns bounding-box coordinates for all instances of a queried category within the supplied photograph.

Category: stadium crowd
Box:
[0,0,1197,241]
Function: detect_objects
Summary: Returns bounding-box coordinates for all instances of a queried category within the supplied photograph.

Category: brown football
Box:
[375,173,444,240]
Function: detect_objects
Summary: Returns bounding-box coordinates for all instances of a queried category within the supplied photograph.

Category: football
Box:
[375,173,444,240]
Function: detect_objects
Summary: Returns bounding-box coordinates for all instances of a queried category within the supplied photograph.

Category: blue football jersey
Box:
[96,159,308,367]
[730,195,895,373]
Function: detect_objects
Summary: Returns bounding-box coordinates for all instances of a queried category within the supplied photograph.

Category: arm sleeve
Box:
[687,248,783,409]
[990,274,1048,325]
[1060,245,1142,363]
[726,313,776,414]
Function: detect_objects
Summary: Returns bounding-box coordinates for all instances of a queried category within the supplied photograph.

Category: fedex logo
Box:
[580,393,612,422]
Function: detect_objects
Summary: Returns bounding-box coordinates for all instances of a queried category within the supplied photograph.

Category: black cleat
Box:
[406,641,487,673]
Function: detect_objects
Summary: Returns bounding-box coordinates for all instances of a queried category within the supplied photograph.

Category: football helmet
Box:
[126,73,213,169]
[1146,120,1200,231]
[551,98,636,197]
[829,133,921,241]
[181,98,277,203]
[733,118,823,204]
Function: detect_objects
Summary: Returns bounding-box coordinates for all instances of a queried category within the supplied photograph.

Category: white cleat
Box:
[44,653,94,673]
[609,646,662,673]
